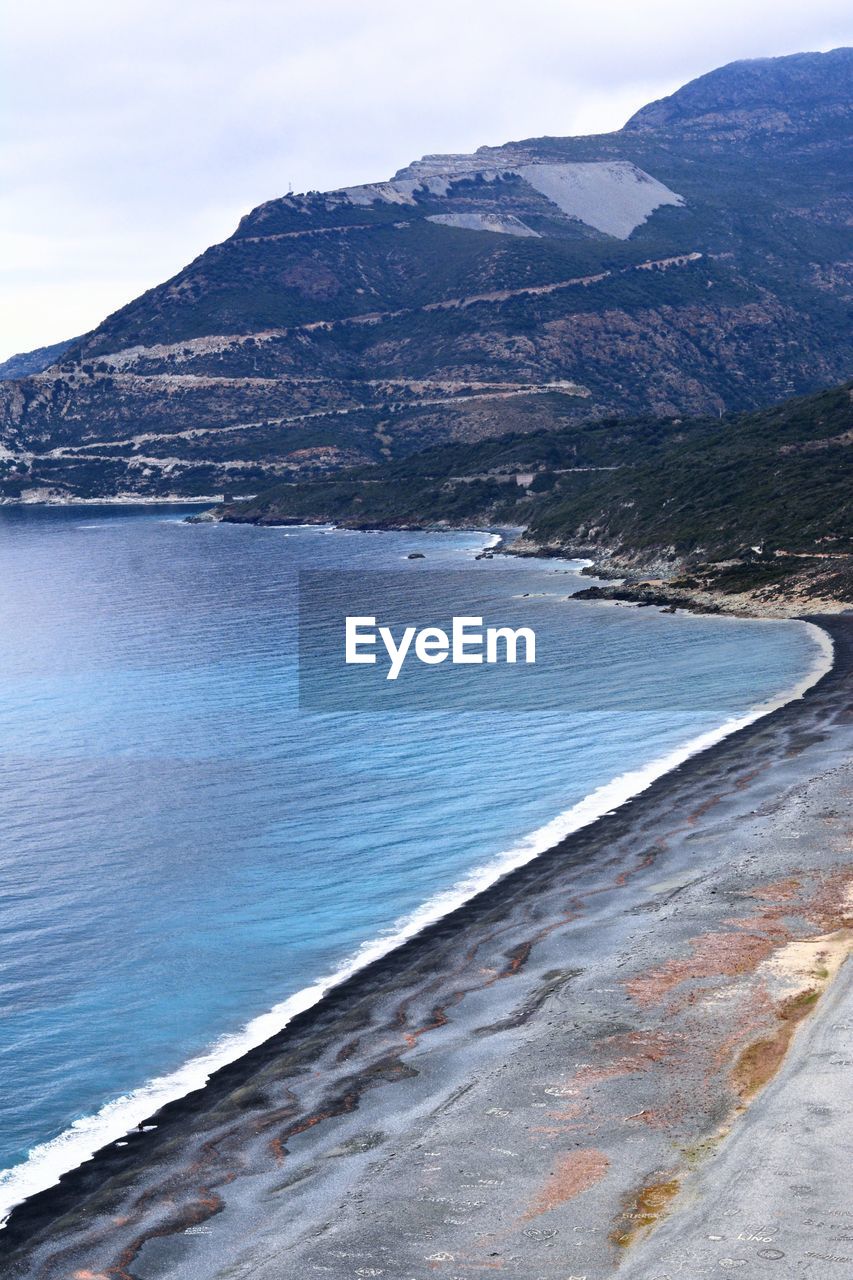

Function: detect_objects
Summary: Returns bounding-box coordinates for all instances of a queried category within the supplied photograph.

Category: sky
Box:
[1,0,851,360]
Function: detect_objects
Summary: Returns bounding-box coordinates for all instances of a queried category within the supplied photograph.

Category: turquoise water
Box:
[0,505,825,1215]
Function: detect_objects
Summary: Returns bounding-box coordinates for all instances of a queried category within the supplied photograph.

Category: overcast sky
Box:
[1,0,850,360]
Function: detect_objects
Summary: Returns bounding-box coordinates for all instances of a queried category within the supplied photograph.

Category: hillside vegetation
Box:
[1,49,851,501]
[218,381,853,609]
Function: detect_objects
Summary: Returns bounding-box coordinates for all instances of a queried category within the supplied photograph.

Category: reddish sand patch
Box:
[626,869,853,1010]
[572,1033,678,1084]
[522,1149,609,1220]
[732,987,822,1098]
[747,876,802,902]
[686,793,724,826]
[802,867,853,930]
[710,982,775,1071]
[610,1176,681,1247]
[625,929,780,1007]
[601,1028,685,1063]
[629,1100,689,1129]
[546,1104,583,1120]
[570,1057,646,1085]
[530,1103,587,1135]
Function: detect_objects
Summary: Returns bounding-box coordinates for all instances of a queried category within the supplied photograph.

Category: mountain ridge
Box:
[1,48,850,502]
[624,46,853,136]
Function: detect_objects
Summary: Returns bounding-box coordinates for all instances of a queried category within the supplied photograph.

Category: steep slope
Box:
[215,380,853,612]
[1,49,850,501]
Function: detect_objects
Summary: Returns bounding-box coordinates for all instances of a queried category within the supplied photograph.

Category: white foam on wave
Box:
[0,620,833,1225]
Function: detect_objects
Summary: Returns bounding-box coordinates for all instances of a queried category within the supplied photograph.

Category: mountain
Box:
[213,380,853,613]
[624,46,852,139]
[0,49,850,502]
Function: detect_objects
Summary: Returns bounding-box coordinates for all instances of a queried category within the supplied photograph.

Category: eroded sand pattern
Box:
[1,617,851,1280]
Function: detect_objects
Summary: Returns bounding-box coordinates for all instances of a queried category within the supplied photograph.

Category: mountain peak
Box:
[624,47,853,140]
[2,48,851,503]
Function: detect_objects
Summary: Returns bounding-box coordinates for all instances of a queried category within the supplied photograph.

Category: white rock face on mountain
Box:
[426,211,540,237]
[336,156,683,239]
[516,162,683,238]
[339,174,454,206]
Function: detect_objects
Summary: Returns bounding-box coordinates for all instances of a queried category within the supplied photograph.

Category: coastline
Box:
[1,613,850,1279]
[0,605,830,1231]
[207,508,853,618]
[11,491,846,618]
[569,577,853,620]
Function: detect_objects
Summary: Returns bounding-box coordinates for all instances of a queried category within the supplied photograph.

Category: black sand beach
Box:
[2,615,852,1280]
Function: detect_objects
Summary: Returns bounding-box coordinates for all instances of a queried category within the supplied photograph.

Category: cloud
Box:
[1,0,851,358]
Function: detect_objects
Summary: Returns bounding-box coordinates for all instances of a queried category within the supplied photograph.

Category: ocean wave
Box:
[0,619,833,1226]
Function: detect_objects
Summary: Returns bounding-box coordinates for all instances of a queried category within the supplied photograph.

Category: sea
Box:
[0,504,830,1221]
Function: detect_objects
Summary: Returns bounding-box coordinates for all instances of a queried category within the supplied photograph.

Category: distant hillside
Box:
[0,337,75,381]
[0,48,851,502]
[215,381,853,611]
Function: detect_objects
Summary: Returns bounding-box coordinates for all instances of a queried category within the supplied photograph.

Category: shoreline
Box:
[0,571,831,1233]
[6,498,850,616]
[205,508,853,618]
[0,613,850,1278]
